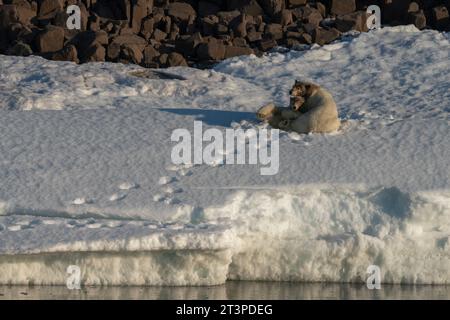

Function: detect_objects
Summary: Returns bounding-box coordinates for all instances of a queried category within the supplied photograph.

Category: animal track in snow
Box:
[71,197,93,205]
[162,186,182,194]
[109,193,127,202]
[118,182,139,190]
[158,176,176,185]
[7,225,22,231]
[153,193,165,202]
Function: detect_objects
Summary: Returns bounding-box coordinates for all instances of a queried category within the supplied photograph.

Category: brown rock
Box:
[167,2,196,22]
[141,17,154,40]
[11,1,36,25]
[167,52,188,67]
[121,43,143,64]
[36,25,64,53]
[51,44,79,62]
[312,27,340,46]
[83,42,105,62]
[107,33,146,61]
[38,0,63,18]
[131,0,153,33]
[330,0,356,16]
[152,28,167,41]
[247,29,262,42]
[279,9,293,26]
[143,44,160,63]
[224,45,253,58]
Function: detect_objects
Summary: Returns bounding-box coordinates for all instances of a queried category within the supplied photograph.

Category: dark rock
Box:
[227,0,264,16]
[0,5,19,29]
[287,0,307,8]
[196,37,225,60]
[217,10,240,25]
[311,27,340,45]
[247,29,262,42]
[175,32,203,56]
[258,37,277,50]
[380,0,411,24]
[5,40,32,56]
[264,23,283,40]
[408,10,426,30]
[259,0,285,17]
[335,11,368,32]
[292,7,323,27]
[432,5,450,30]
[200,15,218,36]
[198,1,220,17]
[36,24,64,52]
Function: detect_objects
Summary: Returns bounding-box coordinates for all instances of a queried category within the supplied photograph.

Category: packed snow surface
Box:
[0,26,449,285]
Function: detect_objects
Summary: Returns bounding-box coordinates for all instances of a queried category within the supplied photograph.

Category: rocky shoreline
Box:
[0,0,449,68]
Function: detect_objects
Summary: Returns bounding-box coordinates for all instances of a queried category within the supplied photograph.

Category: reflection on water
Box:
[1,282,450,300]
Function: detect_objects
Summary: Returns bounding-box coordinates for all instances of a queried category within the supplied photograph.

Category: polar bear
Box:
[257,81,340,134]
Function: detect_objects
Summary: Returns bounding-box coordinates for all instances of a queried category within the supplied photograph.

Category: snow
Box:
[0,26,449,285]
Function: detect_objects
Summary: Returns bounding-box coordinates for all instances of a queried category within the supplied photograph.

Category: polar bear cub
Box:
[257,81,340,134]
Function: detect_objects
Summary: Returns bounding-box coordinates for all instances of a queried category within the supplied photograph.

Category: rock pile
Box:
[0,0,449,68]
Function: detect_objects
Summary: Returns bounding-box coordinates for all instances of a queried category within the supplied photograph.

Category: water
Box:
[1,282,450,300]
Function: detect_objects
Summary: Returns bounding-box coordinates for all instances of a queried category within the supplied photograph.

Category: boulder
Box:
[167,2,196,22]
[224,45,253,58]
[335,11,368,32]
[36,24,64,52]
[227,0,264,16]
[167,52,188,66]
[264,23,283,40]
[196,37,225,61]
[330,0,356,16]
[311,27,340,46]
[38,0,63,18]
[50,44,79,62]
[0,5,19,29]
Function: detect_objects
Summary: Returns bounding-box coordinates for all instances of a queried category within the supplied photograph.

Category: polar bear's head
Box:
[290,80,319,97]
